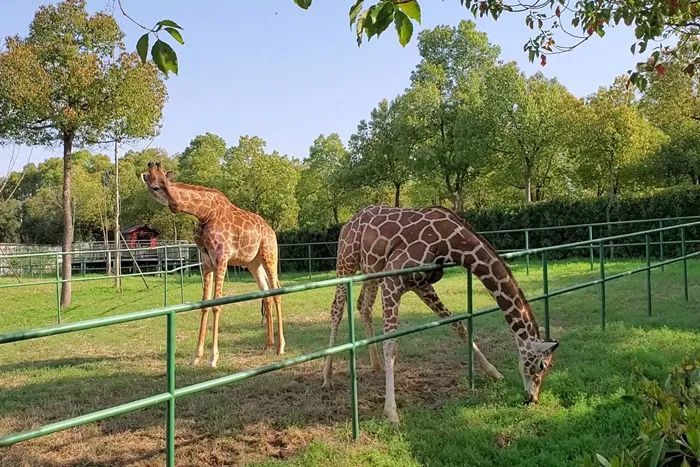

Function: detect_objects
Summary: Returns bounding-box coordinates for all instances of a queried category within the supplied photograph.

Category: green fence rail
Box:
[2,216,699,320]
[0,220,698,465]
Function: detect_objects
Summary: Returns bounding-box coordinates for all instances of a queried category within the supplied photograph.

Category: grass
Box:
[0,258,698,466]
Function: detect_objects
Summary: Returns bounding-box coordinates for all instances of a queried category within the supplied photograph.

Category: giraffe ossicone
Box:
[141,162,285,367]
[322,205,558,423]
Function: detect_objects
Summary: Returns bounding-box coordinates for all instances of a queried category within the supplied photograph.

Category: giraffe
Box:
[322,205,558,423]
[141,162,285,367]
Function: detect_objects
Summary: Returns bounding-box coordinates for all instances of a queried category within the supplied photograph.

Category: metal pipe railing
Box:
[0,219,698,465]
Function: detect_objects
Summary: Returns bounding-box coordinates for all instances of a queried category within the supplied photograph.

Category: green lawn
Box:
[0,258,698,466]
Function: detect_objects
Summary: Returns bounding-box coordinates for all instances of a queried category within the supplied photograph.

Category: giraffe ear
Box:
[165,171,174,181]
[533,339,559,355]
[140,173,149,184]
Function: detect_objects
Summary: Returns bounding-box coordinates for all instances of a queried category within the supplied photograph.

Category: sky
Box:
[0,0,642,175]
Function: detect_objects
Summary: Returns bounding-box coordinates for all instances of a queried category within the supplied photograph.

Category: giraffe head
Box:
[519,338,558,404]
[141,162,177,212]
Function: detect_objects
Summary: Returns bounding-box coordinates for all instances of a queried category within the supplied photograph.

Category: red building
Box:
[121,225,160,248]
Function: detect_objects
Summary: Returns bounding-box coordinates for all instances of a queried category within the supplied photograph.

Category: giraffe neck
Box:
[451,239,541,352]
[167,183,230,222]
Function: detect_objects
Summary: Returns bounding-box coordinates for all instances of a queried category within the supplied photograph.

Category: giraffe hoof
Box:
[192,356,203,366]
[208,355,219,368]
[321,380,333,390]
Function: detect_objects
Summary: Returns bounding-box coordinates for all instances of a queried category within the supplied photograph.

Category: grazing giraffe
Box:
[141,162,284,367]
[322,205,558,423]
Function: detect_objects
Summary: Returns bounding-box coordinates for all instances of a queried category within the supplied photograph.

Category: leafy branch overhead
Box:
[293,0,700,89]
[117,0,183,76]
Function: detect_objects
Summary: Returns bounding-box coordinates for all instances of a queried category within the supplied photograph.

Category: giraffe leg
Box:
[261,260,285,355]
[249,262,275,352]
[193,263,213,366]
[322,283,347,389]
[380,279,402,424]
[358,280,382,372]
[209,257,228,368]
[415,284,503,381]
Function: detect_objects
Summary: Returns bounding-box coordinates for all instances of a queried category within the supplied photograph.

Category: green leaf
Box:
[136,33,149,63]
[164,27,184,45]
[349,0,364,25]
[397,0,421,23]
[151,39,178,76]
[648,438,664,467]
[596,453,612,467]
[156,19,183,30]
[294,0,312,9]
[355,10,368,45]
[394,11,413,46]
[686,429,700,456]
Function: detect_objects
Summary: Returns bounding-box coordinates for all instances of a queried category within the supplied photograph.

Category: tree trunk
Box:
[60,132,74,308]
[525,161,533,204]
[393,182,401,207]
[113,140,122,291]
[332,206,339,225]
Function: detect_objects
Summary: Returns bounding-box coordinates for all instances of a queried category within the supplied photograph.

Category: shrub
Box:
[584,359,700,467]
[277,186,700,272]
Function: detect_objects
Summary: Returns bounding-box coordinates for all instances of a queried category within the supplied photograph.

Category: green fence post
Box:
[588,225,594,271]
[165,311,176,467]
[646,234,652,317]
[164,246,168,307]
[178,245,185,304]
[599,241,606,331]
[54,254,61,324]
[308,244,312,281]
[659,220,664,272]
[466,270,474,390]
[347,280,360,440]
[542,253,550,340]
[525,230,530,276]
[681,227,688,302]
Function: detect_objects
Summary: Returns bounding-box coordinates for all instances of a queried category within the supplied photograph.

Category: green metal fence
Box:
[0,220,698,465]
[2,215,698,318]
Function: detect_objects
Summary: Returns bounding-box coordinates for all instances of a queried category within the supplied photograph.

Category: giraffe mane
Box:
[430,206,541,338]
[171,182,234,203]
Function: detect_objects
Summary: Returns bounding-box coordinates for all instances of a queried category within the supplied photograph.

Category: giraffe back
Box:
[336,205,474,276]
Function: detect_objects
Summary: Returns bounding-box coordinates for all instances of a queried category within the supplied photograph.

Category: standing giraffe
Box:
[141,162,285,367]
[322,205,558,423]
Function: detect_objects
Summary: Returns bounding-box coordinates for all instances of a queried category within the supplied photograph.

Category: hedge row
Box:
[277,186,700,272]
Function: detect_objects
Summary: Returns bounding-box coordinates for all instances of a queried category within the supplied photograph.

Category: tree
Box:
[406,21,501,212]
[493,71,582,203]
[640,66,700,185]
[0,0,166,306]
[177,133,226,187]
[575,78,666,200]
[101,52,166,288]
[297,134,351,228]
[223,136,300,230]
[0,199,22,243]
[348,97,416,207]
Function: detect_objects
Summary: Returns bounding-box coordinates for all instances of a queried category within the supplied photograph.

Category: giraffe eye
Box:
[152,186,160,191]
[539,361,547,371]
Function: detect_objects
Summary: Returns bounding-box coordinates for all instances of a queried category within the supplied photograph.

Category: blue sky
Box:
[0,0,641,173]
